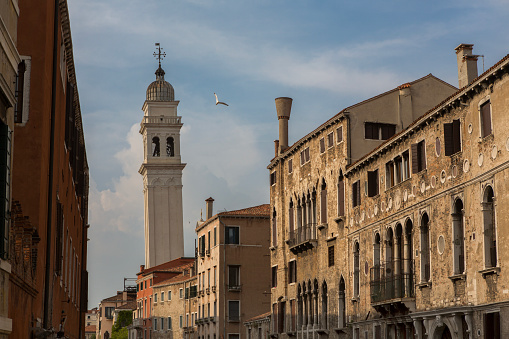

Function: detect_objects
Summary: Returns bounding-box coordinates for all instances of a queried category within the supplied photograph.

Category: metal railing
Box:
[288,223,317,247]
[370,259,415,304]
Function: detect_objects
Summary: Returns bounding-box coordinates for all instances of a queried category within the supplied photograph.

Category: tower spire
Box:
[153,43,167,80]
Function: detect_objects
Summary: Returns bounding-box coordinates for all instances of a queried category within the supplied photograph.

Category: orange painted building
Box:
[9,0,89,338]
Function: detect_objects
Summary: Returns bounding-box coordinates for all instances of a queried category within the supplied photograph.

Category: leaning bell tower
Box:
[139,44,185,268]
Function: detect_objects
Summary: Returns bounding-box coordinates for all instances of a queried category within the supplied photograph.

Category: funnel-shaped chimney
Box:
[205,197,214,220]
[455,44,478,88]
[275,97,292,153]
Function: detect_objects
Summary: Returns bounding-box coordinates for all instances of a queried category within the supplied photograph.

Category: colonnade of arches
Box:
[151,136,174,157]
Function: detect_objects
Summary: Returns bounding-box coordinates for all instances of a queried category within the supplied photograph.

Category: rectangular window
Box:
[270,171,277,186]
[352,180,361,207]
[168,290,171,300]
[154,318,158,331]
[154,293,158,302]
[288,159,293,174]
[179,288,183,299]
[319,138,325,153]
[288,261,296,284]
[105,307,115,319]
[228,301,240,322]
[411,140,426,173]
[214,227,217,246]
[402,151,410,181]
[444,119,461,155]
[179,315,183,328]
[214,266,217,286]
[327,132,334,148]
[272,214,277,247]
[168,317,172,329]
[207,230,211,251]
[337,126,343,143]
[338,177,345,216]
[300,147,310,165]
[161,292,164,301]
[228,265,240,289]
[367,169,379,197]
[271,266,278,288]
[365,122,396,140]
[161,317,165,330]
[190,285,197,298]
[328,246,334,267]
[225,226,239,244]
[480,100,492,138]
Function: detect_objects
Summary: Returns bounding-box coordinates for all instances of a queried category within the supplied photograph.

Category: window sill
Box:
[416,281,432,289]
[316,328,329,335]
[269,246,277,251]
[351,297,359,303]
[334,327,347,333]
[479,266,500,278]
[286,331,297,337]
[326,236,337,243]
[334,216,344,223]
[317,223,328,230]
[448,273,466,281]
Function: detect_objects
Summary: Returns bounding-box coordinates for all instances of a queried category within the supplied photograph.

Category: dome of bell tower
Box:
[146,66,175,101]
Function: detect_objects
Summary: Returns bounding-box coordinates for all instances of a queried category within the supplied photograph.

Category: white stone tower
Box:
[139,45,185,268]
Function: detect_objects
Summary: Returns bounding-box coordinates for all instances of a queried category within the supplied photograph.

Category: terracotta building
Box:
[9,0,89,338]
[195,199,271,339]
[151,272,198,339]
[267,45,509,339]
[131,257,195,339]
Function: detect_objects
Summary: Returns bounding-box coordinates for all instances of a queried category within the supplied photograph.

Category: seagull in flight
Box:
[214,93,229,106]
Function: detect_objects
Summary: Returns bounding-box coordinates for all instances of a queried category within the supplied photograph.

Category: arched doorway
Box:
[434,325,452,339]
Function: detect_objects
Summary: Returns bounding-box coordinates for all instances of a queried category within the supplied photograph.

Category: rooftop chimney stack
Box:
[455,44,478,88]
[275,97,292,154]
[205,197,214,220]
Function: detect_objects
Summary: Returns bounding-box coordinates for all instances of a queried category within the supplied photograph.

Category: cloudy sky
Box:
[66,0,509,308]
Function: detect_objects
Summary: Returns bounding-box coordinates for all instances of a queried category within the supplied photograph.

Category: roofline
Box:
[345,54,509,174]
[195,204,270,232]
[268,74,455,170]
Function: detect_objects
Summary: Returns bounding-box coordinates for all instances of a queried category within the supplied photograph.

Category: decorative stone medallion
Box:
[420,181,426,193]
[478,153,484,167]
[438,235,445,255]
[440,170,447,183]
[435,137,441,157]
[492,145,498,160]
[452,165,458,178]
[463,159,470,173]
[431,176,436,188]
[403,189,408,202]
[468,123,473,134]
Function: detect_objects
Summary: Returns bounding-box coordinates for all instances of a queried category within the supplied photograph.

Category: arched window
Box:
[321,281,328,329]
[338,276,346,329]
[453,199,465,274]
[320,180,327,224]
[354,242,360,297]
[420,213,430,282]
[297,284,302,329]
[373,233,381,282]
[483,186,497,268]
[166,137,175,157]
[152,137,160,157]
[338,170,345,216]
[289,200,294,241]
[395,224,403,298]
[385,228,394,299]
[404,219,413,296]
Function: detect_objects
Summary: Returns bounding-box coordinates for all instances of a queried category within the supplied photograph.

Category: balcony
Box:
[211,285,216,293]
[132,318,144,328]
[183,326,195,334]
[206,249,210,256]
[209,316,216,323]
[370,260,415,315]
[288,224,317,254]
[195,318,204,325]
[206,287,210,295]
[228,284,241,292]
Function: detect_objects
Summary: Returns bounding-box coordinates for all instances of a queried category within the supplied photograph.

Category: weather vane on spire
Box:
[153,43,166,68]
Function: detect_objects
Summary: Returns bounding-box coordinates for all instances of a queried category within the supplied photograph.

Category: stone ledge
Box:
[479,266,500,278]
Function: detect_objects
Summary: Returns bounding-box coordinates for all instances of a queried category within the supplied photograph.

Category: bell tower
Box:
[139,44,185,268]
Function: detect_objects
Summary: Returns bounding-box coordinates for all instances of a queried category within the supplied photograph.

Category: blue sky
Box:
[66,0,509,308]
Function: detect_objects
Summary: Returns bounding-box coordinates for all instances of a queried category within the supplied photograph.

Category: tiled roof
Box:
[116,300,137,310]
[85,325,96,333]
[158,261,194,273]
[101,291,136,303]
[139,257,195,276]
[154,273,196,287]
[217,204,270,217]
[347,53,509,171]
[245,311,271,323]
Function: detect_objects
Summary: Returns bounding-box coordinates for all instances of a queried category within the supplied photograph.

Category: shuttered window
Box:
[367,170,379,197]
[271,266,277,287]
[352,180,361,208]
[444,119,461,156]
[288,159,293,174]
[337,126,343,143]
[270,171,276,186]
[289,204,294,234]
[411,140,426,174]
[338,178,345,216]
[327,132,334,147]
[272,214,277,247]
[319,138,325,153]
[481,101,492,138]
[320,181,327,224]
[328,246,334,267]
[300,147,310,165]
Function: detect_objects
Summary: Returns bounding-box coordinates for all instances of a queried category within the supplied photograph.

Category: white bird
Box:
[214,93,229,106]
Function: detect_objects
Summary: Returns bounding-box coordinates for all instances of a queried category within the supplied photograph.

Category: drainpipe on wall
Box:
[43,0,60,330]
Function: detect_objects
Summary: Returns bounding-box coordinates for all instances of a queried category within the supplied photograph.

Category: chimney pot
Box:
[455,43,478,88]
[140,265,145,272]
[205,197,214,219]
[275,97,292,153]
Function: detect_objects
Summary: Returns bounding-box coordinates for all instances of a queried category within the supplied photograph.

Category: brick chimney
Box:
[275,97,292,154]
[206,197,214,219]
[455,44,478,88]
